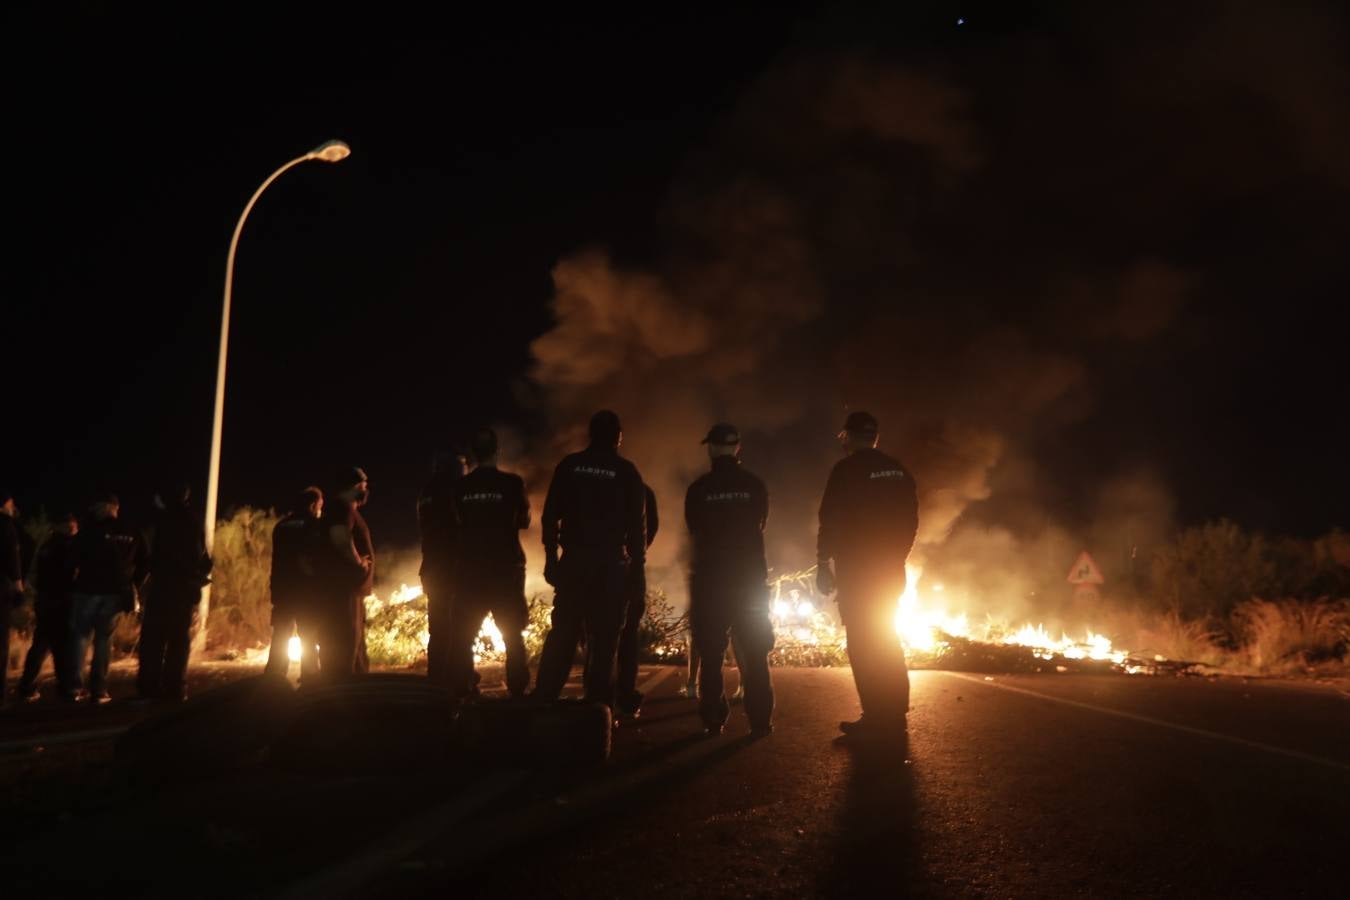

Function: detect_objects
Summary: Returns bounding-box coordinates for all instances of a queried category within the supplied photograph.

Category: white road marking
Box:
[944,672,1350,774]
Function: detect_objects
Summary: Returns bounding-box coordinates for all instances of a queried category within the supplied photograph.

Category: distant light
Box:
[956,17,965,26]
[309,139,351,163]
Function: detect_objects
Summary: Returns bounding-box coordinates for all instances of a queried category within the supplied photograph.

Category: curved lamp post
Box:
[199,140,350,650]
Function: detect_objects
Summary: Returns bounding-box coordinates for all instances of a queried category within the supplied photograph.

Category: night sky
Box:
[7,2,1350,583]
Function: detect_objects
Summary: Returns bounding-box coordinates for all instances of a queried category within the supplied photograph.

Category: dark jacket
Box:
[417,469,460,581]
[148,502,213,594]
[685,456,769,583]
[34,532,77,603]
[71,515,150,599]
[0,514,20,584]
[452,465,530,572]
[270,512,320,611]
[644,485,659,549]
[817,447,919,580]
[541,445,646,564]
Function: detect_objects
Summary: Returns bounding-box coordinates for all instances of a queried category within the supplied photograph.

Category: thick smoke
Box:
[524,7,1342,616]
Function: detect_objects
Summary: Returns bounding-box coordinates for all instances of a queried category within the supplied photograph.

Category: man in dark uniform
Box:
[816,411,919,739]
[1,488,26,708]
[534,410,646,709]
[448,428,531,699]
[68,493,150,703]
[18,512,79,702]
[266,486,323,680]
[686,423,774,736]
[418,452,466,686]
[138,482,213,702]
[315,468,373,679]
[614,483,658,719]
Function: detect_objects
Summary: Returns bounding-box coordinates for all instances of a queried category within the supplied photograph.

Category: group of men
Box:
[5,407,918,741]
[404,407,918,740]
[0,485,212,706]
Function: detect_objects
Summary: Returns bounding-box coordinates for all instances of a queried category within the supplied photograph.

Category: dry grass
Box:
[1125,609,1230,668]
[206,507,278,650]
[1234,598,1350,674]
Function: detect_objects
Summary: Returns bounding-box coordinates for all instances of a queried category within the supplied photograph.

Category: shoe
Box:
[749,723,774,739]
[837,716,906,741]
[702,722,725,737]
[20,686,40,703]
[61,690,86,704]
[91,691,112,705]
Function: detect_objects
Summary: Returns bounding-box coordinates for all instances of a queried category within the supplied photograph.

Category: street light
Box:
[199,140,350,649]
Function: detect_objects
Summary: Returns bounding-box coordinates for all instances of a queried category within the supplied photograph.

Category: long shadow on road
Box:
[819,732,922,898]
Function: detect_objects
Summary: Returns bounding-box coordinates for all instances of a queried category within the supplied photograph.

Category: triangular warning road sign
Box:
[1066,550,1105,585]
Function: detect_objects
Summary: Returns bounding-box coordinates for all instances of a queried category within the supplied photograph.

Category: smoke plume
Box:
[523,6,1342,615]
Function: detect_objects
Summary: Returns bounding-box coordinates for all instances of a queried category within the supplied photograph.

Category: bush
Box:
[1234,598,1350,673]
[207,507,279,650]
[1150,520,1274,619]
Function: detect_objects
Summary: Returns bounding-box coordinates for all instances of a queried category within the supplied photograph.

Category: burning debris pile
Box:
[272,571,1196,676]
[362,585,553,668]
[768,565,1164,674]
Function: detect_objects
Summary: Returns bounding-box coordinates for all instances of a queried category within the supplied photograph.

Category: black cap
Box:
[334,466,369,489]
[701,423,741,445]
[841,411,879,436]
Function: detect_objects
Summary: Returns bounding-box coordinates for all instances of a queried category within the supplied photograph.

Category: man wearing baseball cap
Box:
[816,411,919,740]
[685,423,774,737]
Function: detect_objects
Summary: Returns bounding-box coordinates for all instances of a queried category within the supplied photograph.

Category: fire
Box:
[362,583,525,666]
[895,566,971,653]
[889,564,1129,664]
[287,634,302,662]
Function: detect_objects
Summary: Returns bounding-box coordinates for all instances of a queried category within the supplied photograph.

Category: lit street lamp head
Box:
[309,140,351,162]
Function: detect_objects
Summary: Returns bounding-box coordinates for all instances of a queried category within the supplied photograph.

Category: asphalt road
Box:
[380,667,1350,899]
[3,665,1348,898]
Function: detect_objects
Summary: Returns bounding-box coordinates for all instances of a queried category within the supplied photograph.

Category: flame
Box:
[886,565,1129,664]
[474,613,507,664]
[894,565,971,653]
[287,634,302,662]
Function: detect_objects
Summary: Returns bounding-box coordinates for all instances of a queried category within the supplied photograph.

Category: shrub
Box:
[1234,598,1350,673]
[206,506,279,650]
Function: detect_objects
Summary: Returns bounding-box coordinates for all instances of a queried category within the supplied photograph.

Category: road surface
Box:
[3,665,1347,898]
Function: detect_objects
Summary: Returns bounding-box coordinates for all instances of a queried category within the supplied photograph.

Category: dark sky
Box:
[7,1,1350,561]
